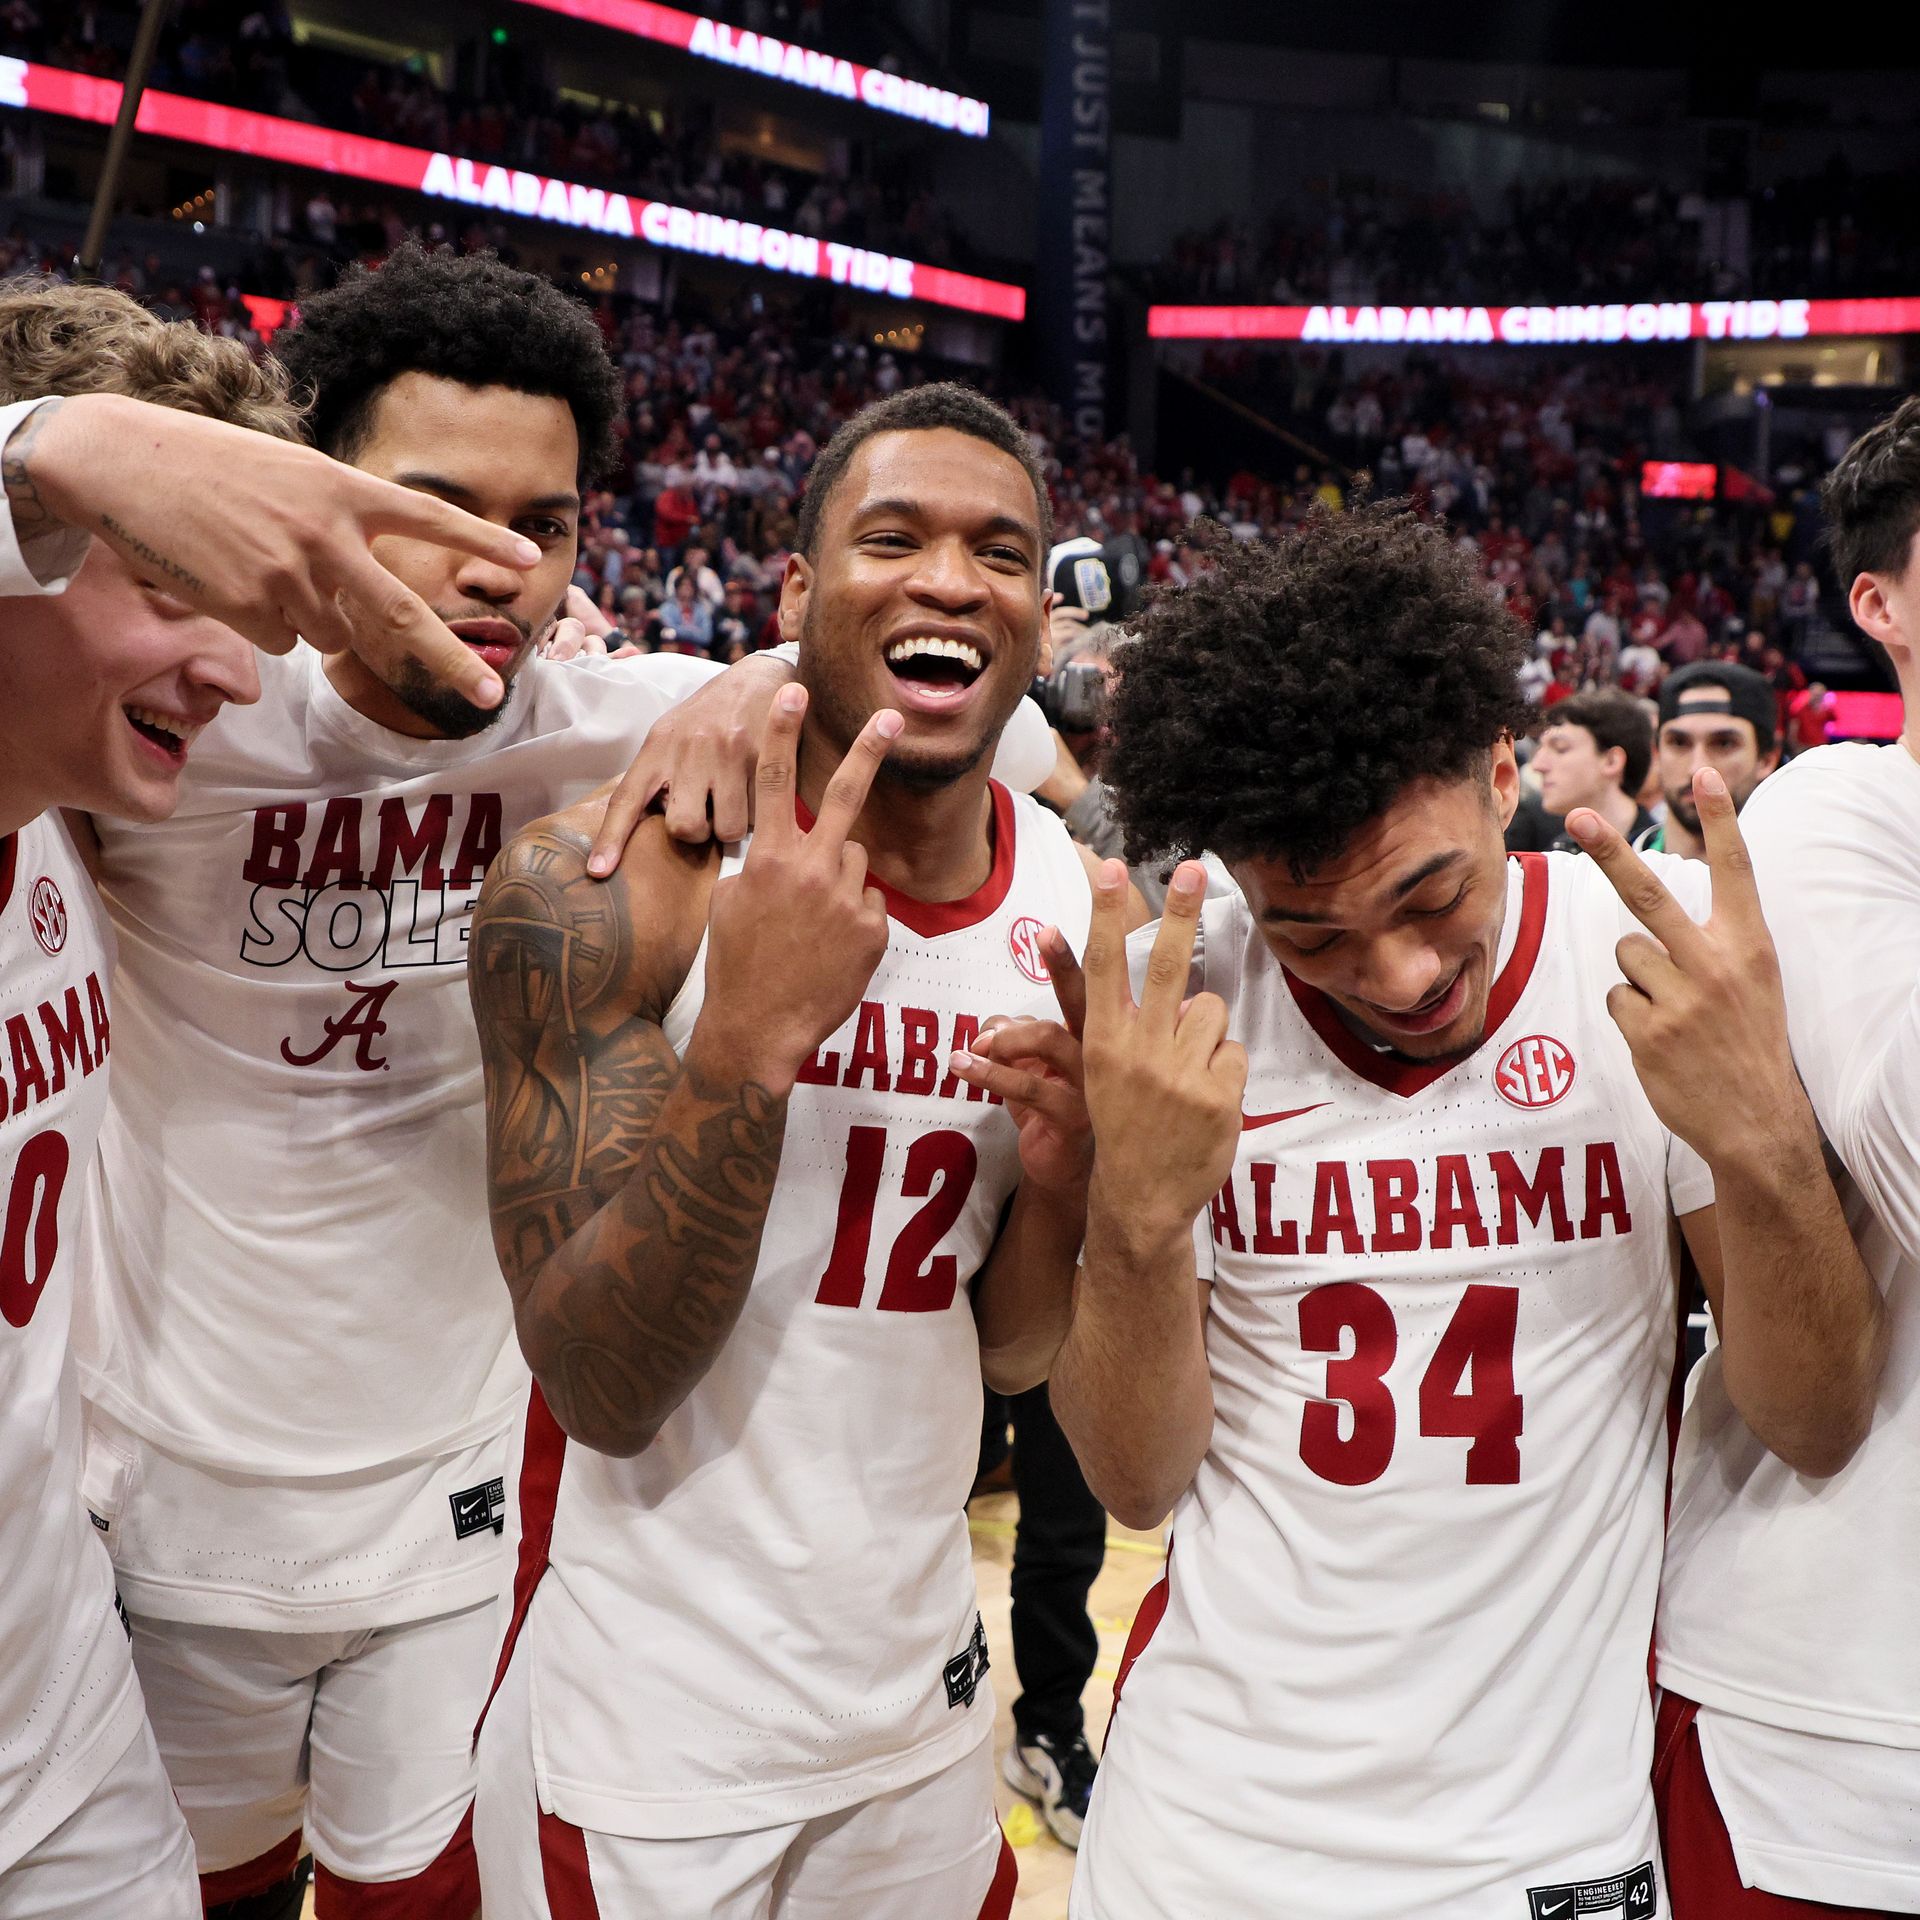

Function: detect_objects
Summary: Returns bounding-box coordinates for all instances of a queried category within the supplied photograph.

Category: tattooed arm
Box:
[470,818,787,1455]
[469,688,896,1456]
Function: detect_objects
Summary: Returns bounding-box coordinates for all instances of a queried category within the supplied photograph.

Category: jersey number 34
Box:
[1301,1281,1523,1485]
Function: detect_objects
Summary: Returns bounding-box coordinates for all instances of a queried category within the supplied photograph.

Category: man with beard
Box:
[68,245,804,1919]
[467,384,1126,1917]
[0,278,550,1918]
[1634,663,1780,858]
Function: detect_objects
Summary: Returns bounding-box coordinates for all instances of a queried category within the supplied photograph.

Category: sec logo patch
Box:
[28,876,66,955]
[1494,1034,1574,1109]
[1008,916,1050,983]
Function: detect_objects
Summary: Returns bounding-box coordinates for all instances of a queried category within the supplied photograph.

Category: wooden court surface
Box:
[298,1491,1165,1918]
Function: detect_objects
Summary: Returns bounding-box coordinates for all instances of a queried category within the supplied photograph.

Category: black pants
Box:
[980,1385,1108,1744]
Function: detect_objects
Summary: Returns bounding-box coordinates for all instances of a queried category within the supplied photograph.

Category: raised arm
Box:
[1047,864,1245,1528]
[469,688,895,1455]
[7,392,542,707]
[1567,771,1888,1476]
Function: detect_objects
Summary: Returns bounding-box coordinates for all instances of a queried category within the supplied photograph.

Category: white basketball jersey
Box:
[1075,852,1714,1920]
[71,648,724,1627]
[0,816,145,1871]
[497,783,1091,1839]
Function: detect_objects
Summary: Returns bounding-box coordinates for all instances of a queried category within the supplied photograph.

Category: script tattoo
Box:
[1,397,63,547]
[95,512,209,598]
[471,825,788,1455]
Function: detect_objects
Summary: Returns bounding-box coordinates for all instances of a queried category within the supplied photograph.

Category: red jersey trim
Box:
[474,1384,567,1743]
[795,780,1014,938]
[0,833,16,919]
[1283,852,1550,1099]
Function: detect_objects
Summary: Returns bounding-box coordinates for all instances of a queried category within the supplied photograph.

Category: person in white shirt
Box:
[1654,395,1920,1916]
[0,277,545,1920]
[68,246,798,1920]
[1037,506,1878,1920]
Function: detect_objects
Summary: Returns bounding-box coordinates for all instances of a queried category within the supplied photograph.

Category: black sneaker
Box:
[1002,1727,1097,1849]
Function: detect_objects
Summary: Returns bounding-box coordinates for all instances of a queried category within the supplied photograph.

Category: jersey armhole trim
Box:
[0,832,15,918]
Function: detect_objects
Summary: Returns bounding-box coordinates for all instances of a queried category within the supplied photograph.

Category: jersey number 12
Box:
[815,1125,979,1313]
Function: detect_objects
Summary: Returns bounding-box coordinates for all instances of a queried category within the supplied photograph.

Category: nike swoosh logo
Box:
[1541,1902,1570,1916]
[1240,1103,1329,1131]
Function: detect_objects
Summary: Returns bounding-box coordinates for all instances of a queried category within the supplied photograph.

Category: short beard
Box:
[876,738,992,790]
[389,656,513,740]
[1664,792,1701,834]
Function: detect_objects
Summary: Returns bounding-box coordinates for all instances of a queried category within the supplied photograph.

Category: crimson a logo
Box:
[1494,1034,1575,1109]
[28,876,66,955]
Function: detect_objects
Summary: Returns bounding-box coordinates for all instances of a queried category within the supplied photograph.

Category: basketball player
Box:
[467,384,1124,1918]
[65,247,814,1920]
[1655,396,1920,1915]
[0,283,540,1919]
[1048,508,1882,1919]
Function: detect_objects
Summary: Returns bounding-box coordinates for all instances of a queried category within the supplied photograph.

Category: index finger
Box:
[334,551,504,711]
[1562,807,1709,961]
[1691,768,1765,931]
[749,684,808,851]
[1079,859,1136,1034]
[352,471,542,573]
[1042,927,1087,1039]
[1137,861,1207,1032]
[807,708,903,848]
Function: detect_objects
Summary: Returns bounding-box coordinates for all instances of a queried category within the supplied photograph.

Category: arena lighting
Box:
[0,58,1025,320]
[511,0,991,137]
[1147,298,1920,344]
[1641,460,1718,501]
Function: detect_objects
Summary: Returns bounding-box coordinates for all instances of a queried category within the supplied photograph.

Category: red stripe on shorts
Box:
[475,1384,567,1740]
[311,1806,477,1919]
[977,1828,1018,1920]
[199,1830,302,1906]
[537,1806,603,1919]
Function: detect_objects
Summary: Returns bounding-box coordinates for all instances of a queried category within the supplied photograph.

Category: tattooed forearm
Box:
[2,398,64,546]
[471,824,790,1456]
[96,512,209,598]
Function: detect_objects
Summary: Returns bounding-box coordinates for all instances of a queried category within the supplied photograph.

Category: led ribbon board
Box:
[1148,299,1920,343]
[512,0,991,136]
[0,59,1023,319]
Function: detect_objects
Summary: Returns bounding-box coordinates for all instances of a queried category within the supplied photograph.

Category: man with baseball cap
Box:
[1637,662,1781,858]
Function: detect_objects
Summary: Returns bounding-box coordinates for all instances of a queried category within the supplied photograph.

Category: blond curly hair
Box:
[0,275,305,441]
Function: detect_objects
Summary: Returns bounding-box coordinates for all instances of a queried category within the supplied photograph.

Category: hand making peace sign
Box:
[1565,767,1801,1165]
[699,686,898,1089]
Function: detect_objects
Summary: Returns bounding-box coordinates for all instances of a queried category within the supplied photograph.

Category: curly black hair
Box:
[273,243,622,483]
[1105,503,1529,877]
[795,380,1052,559]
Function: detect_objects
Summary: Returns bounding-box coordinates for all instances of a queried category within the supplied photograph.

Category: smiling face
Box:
[0,541,259,831]
[326,372,581,738]
[1232,749,1519,1061]
[780,426,1046,787]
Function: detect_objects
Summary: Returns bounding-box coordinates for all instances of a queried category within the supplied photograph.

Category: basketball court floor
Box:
[286,1494,1162,1917]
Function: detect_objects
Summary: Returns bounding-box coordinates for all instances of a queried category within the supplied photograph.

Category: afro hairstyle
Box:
[273,242,621,483]
[1105,503,1530,878]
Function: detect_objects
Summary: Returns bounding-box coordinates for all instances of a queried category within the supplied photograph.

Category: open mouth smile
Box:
[122,704,204,768]
[882,632,989,713]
